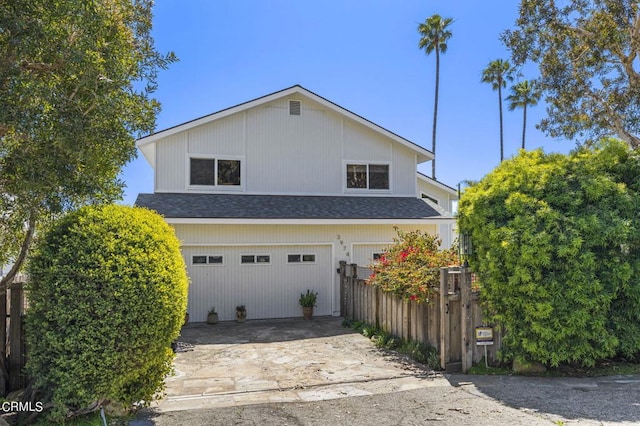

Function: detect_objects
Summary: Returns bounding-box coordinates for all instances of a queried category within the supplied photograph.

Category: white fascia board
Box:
[136,87,300,148]
[296,88,434,163]
[164,217,455,225]
[135,85,433,163]
[139,143,156,169]
[417,173,458,198]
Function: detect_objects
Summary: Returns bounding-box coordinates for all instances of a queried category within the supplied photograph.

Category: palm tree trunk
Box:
[522,104,527,150]
[432,47,440,179]
[498,85,504,162]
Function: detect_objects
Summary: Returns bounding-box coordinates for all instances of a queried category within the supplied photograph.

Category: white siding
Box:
[187,112,246,156]
[184,244,332,322]
[352,242,394,268]
[173,223,440,320]
[392,145,417,196]
[417,178,457,213]
[152,93,421,196]
[245,95,342,194]
[155,133,187,192]
[343,120,392,162]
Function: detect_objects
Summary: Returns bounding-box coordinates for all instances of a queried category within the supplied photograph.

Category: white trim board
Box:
[166,218,455,225]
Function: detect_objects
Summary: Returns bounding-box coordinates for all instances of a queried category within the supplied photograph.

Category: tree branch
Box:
[587,91,640,148]
[0,211,37,291]
[19,61,59,73]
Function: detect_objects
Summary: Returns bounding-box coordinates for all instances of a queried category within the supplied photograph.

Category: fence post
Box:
[439,267,449,370]
[401,299,410,341]
[460,267,473,373]
[374,287,380,329]
[0,287,6,396]
[8,281,25,391]
[339,261,346,316]
[349,264,357,321]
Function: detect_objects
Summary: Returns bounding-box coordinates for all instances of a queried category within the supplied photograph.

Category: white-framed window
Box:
[188,155,242,188]
[241,254,271,265]
[345,163,390,190]
[192,255,224,266]
[287,253,317,264]
[372,252,385,261]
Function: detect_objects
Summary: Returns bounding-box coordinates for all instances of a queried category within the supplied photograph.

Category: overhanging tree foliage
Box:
[458,139,640,366]
[0,0,176,287]
[502,0,640,147]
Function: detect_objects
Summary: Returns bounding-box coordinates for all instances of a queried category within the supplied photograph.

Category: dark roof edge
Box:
[417,171,458,193]
[137,84,432,156]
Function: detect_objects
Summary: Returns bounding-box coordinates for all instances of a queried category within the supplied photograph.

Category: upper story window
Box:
[189,157,241,187]
[346,163,389,190]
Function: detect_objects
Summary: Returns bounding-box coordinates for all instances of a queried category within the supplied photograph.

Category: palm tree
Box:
[507,80,542,150]
[418,14,453,180]
[481,59,515,162]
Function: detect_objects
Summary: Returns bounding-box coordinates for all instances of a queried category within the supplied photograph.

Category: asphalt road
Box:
[134,373,640,425]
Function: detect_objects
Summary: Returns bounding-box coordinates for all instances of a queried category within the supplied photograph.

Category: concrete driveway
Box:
[151,317,447,412]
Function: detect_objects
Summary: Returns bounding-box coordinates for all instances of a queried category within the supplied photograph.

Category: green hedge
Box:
[26,204,188,420]
[458,139,640,367]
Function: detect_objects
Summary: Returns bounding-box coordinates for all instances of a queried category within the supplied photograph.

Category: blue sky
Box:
[119,1,572,205]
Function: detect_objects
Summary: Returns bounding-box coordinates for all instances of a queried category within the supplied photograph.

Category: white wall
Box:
[173,222,441,319]
[154,94,418,196]
[417,178,457,213]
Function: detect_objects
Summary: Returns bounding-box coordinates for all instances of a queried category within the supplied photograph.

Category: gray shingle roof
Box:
[134,193,442,220]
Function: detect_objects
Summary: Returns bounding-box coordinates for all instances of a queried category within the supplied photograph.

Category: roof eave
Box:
[164,217,454,225]
[417,172,458,197]
[136,85,433,161]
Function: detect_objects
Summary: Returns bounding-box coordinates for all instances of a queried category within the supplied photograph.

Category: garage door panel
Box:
[185,245,332,322]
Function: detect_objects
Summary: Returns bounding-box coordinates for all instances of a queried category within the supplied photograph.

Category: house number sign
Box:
[475,326,494,346]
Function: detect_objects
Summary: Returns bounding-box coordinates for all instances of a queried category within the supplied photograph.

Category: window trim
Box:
[240,254,272,265]
[186,154,245,191]
[287,253,317,264]
[192,254,225,266]
[344,161,391,193]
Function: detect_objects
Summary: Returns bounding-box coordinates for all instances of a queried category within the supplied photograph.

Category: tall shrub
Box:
[26,205,188,420]
[458,139,640,367]
[368,228,457,303]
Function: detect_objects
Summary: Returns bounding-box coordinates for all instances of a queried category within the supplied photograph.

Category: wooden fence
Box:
[0,276,28,396]
[339,261,502,372]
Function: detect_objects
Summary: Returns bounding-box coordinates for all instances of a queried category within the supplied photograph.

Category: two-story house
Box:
[135,85,457,322]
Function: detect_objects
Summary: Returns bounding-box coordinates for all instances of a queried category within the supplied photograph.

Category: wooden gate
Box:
[440,268,467,371]
[439,267,501,372]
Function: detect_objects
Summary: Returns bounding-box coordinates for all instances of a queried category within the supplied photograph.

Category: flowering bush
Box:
[367,228,458,303]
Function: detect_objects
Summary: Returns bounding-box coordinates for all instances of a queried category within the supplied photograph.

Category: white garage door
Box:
[184,244,333,322]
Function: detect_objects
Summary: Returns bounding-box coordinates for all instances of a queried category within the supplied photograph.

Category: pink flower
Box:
[409,295,418,301]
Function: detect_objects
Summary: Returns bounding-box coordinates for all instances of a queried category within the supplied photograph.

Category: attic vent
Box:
[289,100,301,116]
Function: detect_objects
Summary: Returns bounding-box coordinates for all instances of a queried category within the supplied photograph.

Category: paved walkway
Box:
[152,317,448,412]
[136,317,640,425]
